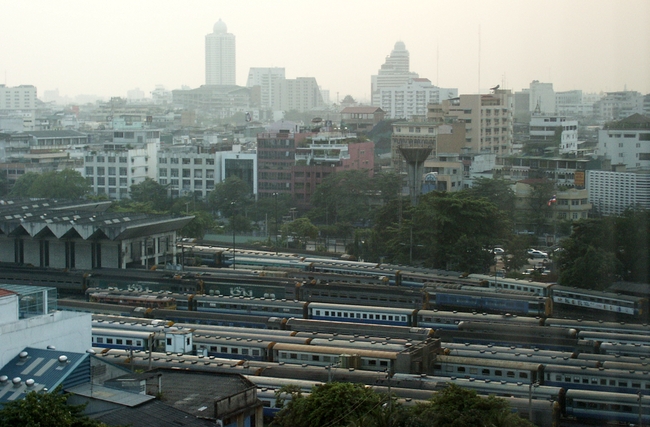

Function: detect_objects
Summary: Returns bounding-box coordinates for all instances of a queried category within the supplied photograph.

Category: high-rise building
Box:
[205,19,236,86]
[246,67,285,109]
[380,78,457,120]
[371,42,419,106]
[0,85,37,111]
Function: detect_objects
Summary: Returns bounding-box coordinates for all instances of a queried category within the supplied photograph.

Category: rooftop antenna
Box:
[478,25,481,93]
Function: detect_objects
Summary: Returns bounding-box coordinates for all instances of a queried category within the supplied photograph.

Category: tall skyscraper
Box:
[371,41,419,106]
[205,19,236,86]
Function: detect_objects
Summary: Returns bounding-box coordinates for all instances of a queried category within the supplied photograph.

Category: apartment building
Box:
[371,41,419,106]
[205,19,236,86]
[0,85,37,111]
[427,90,514,155]
[529,115,580,155]
[587,170,650,215]
[597,113,650,170]
[379,78,457,120]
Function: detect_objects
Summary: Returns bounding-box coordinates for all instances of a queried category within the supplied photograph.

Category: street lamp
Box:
[272,193,279,255]
[231,201,236,270]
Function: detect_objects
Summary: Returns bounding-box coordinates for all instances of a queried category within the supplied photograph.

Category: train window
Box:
[622,405,633,413]
[495,370,502,377]
[323,356,331,362]
[573,377,580,383]
[252,350,260,356]
[300,354,307,360]
[581,378,588,384]
[380,361,388,367]
[388,315,393,321]
[96,337,104,344]
[609,380,616,386]
[116,339,123,345]
[470,368,478,374]
[600,379,607,385]
[210,346,217,352]
[507,371,515,378]
[519,372,528,379]
[356,313,361,319]
[632,382,641,388]
[482,369,490,375]
[337,312,342,317]
[591,378,598,385]
[576,401,587,408]
[290,353,298,359]
[618,381,627,387]
[369,314,374,319]
[231,348,238,354]
[315,310,320,315]
[457,367,466,373]
[312,355,319,361]
[368,360,377,366]
[107,338,113,344]
[382,315,387,320]
[126,340,133,346]
[221,347,228,353]
[363,314,368,319]
[242,349,249,355]
[343,312,348,318]
[167,338,172,346]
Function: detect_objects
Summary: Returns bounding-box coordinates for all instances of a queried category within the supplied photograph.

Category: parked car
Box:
[527,249,548,259]
[493,247,505,255]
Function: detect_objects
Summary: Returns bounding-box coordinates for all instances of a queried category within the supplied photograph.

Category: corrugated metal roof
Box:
[66,383,154,407]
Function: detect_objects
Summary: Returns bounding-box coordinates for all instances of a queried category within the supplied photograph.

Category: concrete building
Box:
[84,141,159,200]
[371,41,419,106]
[340,106,385,132]
[390,121,466,171]
[379,78,457,120]
[0,286,91,369]
[529,115,580,155]
[0,199,192,269]
[157,144,257,199]
[529,81,555,114]
[587,170,650,215]
[279,77,324,112]
[495,156,590,188]
[246,67,285,109]
[0,85,37,111]
[293,134,374,204]
[594,91,645,121]
[172,85,251,118]
[205,19,236,86]
[257,128,311,198]
[427,90,514,155]
[596,114,650,170]
[421,154,465,192]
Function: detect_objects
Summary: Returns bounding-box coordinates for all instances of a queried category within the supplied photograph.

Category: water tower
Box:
[398,146,432,206]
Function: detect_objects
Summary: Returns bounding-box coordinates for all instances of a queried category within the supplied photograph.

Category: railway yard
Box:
[2,244,649,426]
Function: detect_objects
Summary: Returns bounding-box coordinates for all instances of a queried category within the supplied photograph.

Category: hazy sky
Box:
[1,0,649,102]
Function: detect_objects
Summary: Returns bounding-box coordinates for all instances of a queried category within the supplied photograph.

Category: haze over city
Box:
[2,0,649,102]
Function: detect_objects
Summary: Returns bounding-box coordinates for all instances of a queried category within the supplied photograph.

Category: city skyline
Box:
[1,0,649,103]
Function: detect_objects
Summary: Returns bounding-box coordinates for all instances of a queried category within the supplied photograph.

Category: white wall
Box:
[0,311,92,369]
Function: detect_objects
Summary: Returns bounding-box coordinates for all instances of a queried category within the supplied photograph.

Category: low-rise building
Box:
[596,113,650,171]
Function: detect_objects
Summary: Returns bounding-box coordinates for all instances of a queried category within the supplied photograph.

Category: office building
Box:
[205,19,236,86]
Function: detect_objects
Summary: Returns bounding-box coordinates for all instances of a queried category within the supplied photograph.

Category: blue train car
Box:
[307,302,415,327]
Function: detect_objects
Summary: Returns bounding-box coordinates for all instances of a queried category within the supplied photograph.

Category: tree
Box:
[309,169,374,226]
[180,210,216,239]
[272,382,388,427]
[555,218,622,289]
[408,384,535,427]
[462,177,516,223]
[208,176,252,217]
[282,217,318,248]
[522,180,555,235]
[9,172,40,197]
[0,386,108,427]
[129,177,169,211]
[412,192,510,271]
[10,170,90,199]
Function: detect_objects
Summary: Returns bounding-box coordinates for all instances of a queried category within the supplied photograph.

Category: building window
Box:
[182,158,190,164]
[108,167,116,176]
[194,158,202,165]
[206,158,215,165]
[170,158,179,164]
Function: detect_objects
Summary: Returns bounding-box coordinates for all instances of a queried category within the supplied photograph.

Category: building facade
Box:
[529,81,555,114]
[371,42,419,106]
[0,85,37,111]
[587,170,650,215]
[596,114,650,170]
[205,19,236,86]
[379,78,457,120]
[529,115,579,155]
[427,90,514,155]
[246,67,285,109]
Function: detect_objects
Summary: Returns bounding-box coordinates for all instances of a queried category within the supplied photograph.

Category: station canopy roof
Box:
[0,199,194,241]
